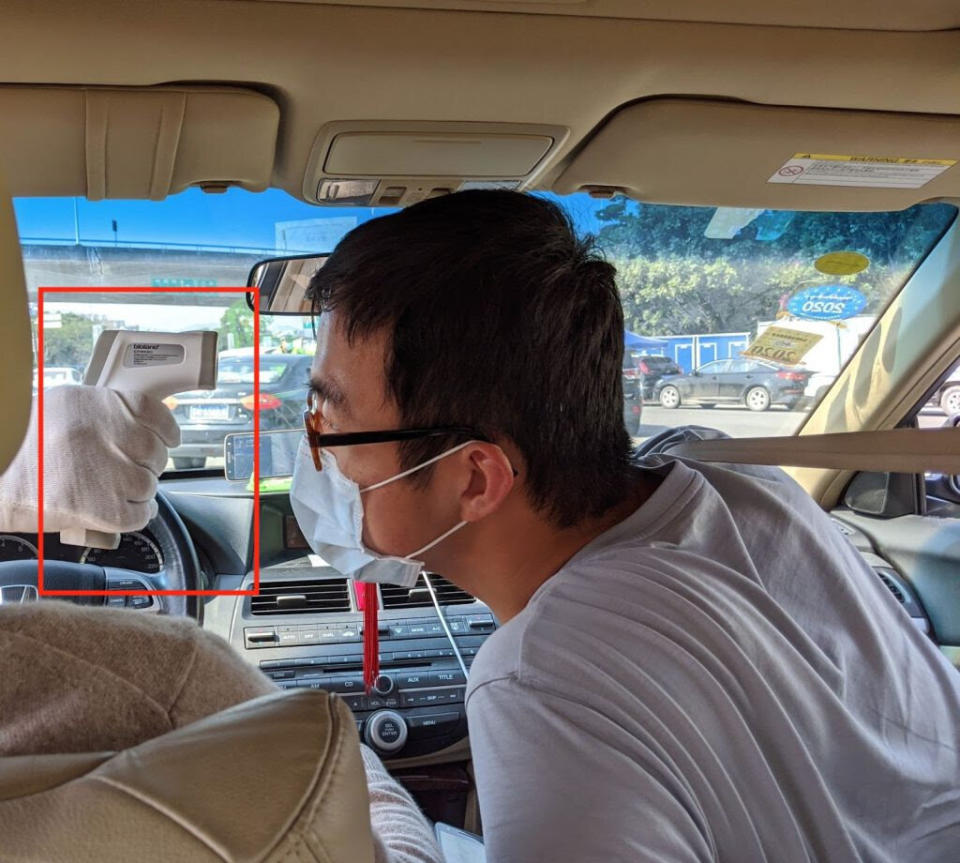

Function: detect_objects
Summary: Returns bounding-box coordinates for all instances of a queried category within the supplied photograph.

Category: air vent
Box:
[250,579,351,615]
[875,570,906,604]
[380,574,475,610]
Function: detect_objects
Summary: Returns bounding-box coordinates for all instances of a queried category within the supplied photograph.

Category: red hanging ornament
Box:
[360,582,379,693]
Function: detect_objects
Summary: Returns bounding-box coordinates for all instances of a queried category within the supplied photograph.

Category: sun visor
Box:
[0,86,280,199]
[554,99,960,211]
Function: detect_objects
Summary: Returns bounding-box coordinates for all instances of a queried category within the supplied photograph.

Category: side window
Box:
[699,361,725,374]
[915,357,960,509]
[936,360,960,417]
[727,359,752,373]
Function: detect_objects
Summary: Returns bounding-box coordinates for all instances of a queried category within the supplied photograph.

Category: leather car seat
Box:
[0,689,377,862]
[0,171,33,476]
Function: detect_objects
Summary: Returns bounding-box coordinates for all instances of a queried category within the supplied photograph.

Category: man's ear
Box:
[458,442,517,522]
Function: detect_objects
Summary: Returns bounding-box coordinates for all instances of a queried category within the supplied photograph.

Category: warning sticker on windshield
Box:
[768,154,955,189]
[742,327,822,367]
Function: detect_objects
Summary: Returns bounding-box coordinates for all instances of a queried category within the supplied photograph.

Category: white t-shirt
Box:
[466,457,960,862]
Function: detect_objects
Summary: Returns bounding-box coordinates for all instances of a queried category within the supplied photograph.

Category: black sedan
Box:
[623,372,643,435]
[166,352,312,469]
[636,355,683,401]
[654,358,811,412]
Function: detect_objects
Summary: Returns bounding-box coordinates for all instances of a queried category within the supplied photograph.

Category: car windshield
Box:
[17,188,957,473]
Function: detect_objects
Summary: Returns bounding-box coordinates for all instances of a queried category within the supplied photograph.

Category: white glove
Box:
[0,385,180,534]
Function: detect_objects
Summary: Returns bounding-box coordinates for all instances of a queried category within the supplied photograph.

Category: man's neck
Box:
[456,472,659,623]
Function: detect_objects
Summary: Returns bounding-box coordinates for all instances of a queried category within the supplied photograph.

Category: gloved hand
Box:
[0,385,180,534]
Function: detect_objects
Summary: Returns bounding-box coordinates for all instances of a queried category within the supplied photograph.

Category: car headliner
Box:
[0,0,958,209]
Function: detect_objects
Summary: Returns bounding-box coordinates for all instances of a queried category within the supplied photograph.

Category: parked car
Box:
[32,366,83,392]
[622,372,643,435]
[931,363,960,415]
[634,355,683,401]
[655,358,811,412]
[166,352,312,469]
[801,371,836,409]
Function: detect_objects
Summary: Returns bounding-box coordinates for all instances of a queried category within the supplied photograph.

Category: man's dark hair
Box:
[308,190,633,528]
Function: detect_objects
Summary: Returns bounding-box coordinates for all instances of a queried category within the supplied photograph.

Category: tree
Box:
[218,299,255,350]
[593,199,953,335]
[42,312,96,367]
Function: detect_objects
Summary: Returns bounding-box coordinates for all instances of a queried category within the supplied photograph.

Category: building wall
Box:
[22,244,266,306]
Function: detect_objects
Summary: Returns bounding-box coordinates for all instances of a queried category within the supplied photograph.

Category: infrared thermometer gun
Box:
[59,330,219,550]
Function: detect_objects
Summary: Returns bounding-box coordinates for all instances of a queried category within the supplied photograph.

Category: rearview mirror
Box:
[246,254,329,315]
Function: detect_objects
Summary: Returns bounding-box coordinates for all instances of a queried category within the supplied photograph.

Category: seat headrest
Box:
[0,689,376,863]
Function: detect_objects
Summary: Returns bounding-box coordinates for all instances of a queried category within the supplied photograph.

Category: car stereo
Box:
[232,569,495,759]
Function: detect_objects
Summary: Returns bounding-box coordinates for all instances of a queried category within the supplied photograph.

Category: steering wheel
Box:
[0,490,202,620]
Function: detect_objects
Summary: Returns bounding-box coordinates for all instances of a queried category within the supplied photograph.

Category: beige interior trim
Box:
[150,93,187,200]
[83,93,108,201]
[671,428,960,474]
[384,734,471,770]
[555,99,960,211]
[302,120,568,206]
[0,85,279,199]
[0,170,32,477]
[5,2,960,206]
[235,0,960,31]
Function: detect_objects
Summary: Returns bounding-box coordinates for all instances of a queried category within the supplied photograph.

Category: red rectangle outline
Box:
[37,286,261,597]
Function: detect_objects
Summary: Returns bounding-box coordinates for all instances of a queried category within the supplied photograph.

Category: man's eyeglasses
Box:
[302,405,488,472]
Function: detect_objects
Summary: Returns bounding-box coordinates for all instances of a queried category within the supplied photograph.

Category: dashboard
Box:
[0,531,165,572]
[0,478,935,763]
[237,565,493,759]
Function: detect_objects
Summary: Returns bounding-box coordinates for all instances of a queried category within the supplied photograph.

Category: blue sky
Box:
[14,188,385,252]
[14,188,608,253]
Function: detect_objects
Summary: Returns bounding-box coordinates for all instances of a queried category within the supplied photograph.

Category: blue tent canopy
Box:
[624,330,667,351]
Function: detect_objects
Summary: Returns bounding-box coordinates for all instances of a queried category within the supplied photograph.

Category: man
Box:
[295,189,960,861]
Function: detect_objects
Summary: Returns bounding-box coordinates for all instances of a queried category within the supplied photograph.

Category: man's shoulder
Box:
[465,548,685,700]
[466,610,528,700]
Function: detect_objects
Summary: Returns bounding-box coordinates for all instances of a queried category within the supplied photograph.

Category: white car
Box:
[933,365,960,415]
[804,371,836,404]
[32,367,83,390]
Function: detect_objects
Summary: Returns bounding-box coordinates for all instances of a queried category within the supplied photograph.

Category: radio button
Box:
[409,712,460,730]
[365,711,408,754]
[372,674,395,695]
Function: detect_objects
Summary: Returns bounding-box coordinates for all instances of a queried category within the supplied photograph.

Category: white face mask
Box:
[289,437,471,587]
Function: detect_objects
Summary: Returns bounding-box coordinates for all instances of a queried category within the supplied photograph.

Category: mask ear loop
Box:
[409,519,469,557]
[360,440,475,493]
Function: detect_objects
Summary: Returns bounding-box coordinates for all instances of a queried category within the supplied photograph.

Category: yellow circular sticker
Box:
[814,251,869,276]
